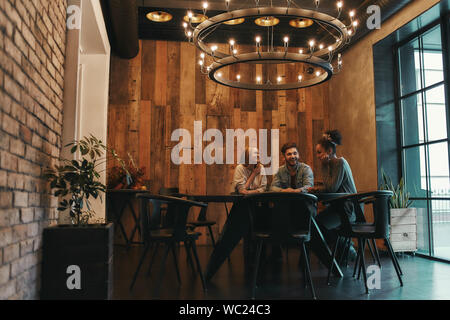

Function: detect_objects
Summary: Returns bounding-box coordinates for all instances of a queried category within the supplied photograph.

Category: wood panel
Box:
[107,40,331,244]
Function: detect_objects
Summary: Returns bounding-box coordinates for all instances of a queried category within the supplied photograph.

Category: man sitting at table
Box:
[270,142,314,193]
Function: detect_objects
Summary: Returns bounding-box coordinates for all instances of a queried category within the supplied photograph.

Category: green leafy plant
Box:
[380,169,413,208]
[44,135,129,225]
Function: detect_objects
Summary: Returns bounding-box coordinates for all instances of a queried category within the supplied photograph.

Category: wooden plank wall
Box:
[108,40,330,244]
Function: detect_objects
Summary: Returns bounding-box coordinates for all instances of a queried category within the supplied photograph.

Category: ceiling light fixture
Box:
[184,0,358,91]
[146,11,173,22]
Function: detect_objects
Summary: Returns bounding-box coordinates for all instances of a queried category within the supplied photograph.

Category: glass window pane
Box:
[424,85,447,142]
[428,142,450,197]
[399,39,421,96]
[421,26,443,88]
[401,93,424,146]
[403,146,428,198]
[413,200,430,255]
[431,200,450,260]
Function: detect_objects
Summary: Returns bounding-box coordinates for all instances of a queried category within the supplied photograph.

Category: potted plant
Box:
[41,135,128,300]
[380,169,417,253]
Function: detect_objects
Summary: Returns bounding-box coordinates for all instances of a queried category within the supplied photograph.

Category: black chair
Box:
[129,194,208,292]
[325,191,403,293]
[244,192,318,300]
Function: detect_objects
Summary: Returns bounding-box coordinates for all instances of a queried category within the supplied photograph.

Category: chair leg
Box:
[190,240,207,292]
[385,238,403,276]
[251,240,263,300]
[385,238,403,286]
[147,242,160,276]
[184,241,197,273]
[298,245,307,288]
[156,243,171,290]
[367,238,376,263]
[357,239,367,280]
[171,243,182,285]
[130,243,150,291]
[352,246,360,278]
[338,237,350,267]
[207,225,216,249]
[358,238,369,294]
[302,241,316,300]
[327,236,340,286]
[371,239,382,268]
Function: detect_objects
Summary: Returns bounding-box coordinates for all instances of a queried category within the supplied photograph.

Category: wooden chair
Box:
[129,194,208,292]
[244,192,318,299]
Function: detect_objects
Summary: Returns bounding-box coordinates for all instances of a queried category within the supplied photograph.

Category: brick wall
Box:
[0,0,67,299]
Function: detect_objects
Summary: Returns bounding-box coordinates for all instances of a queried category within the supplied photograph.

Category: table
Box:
[186,193,344,282]
[106,189,148,246]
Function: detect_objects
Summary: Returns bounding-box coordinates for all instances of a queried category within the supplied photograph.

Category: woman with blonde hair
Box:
[230,146,267,194]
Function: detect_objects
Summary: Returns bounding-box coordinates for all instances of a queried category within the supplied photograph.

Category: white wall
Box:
[61,0,111,223]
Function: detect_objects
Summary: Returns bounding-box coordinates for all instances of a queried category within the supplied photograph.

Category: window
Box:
[396,23,450,260]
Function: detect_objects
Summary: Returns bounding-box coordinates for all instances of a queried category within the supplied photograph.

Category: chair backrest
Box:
[137,194,208,242]
[330,191,393,238]
[159,187,180,196]
[244,192,318,243]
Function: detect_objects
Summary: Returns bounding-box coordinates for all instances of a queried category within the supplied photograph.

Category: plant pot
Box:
[40,223,114,300]
[389,208,417,253]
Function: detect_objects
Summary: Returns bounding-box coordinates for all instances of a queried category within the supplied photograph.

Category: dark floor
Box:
[113,243,450,300]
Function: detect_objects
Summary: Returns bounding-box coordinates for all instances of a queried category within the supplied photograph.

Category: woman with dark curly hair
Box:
[308,130,358,260]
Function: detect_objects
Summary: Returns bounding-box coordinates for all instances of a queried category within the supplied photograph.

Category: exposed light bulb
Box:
[229,39,235,46]
[299,49,304,54]
[277,76,282,83]
[255,36,261,43]
[199,60,204,66]
[187,31,192,37]
[237,74,241,81]
[353,20,358,27]
[319,44,324,50]
[298,75,303,81]
[337,1,343,8]
[187,11,193,19]
[283,36,289,43]
[203,2,208,9]
[256,76,261,83]
[218,72,223,77]
[328,46,333,52]
[211,45,218,52]
[233,49,238,54]
[309,40,315,47]
[183,22,188,28]
[349,10,355,18]
[316,71,321,77]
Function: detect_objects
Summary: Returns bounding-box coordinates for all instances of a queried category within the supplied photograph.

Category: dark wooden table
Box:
[185,193,345,282]
[106,189,148,246]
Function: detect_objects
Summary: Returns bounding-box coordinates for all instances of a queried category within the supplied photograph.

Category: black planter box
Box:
[40,223,114,300]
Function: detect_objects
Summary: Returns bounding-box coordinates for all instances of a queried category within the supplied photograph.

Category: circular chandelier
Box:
[182,0,358,91]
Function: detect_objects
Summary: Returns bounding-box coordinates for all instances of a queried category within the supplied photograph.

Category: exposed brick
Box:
[1,113,19,136]
[20,208,34,223]
[0,191,13,208]
[9,137,25,156]
[20,239,34,256]
[0,265,11,286]
[3,243,20,263]
[13,191,28,208]
[0,170,7,187]
[0,226,13,247]
[0,150,18,171]
[11,224,27,243]
[0,281,16,300]
[19,124,32,144]
[0,208,20,227]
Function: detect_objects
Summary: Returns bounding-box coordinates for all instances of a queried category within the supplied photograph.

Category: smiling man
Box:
[270,142,314,193]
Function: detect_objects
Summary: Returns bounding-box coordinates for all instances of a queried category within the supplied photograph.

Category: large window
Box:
[396,22,450,260]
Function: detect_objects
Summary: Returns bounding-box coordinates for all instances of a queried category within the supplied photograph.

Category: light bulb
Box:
[229,39,235,46]
[309,40,315,47]
[299,49,304,54]
[200,53,205,59]
[315,71,321,77]
[277,76,282,83]
[218,72,223,77]
[183,22,188,28]
[283,36,289,43]
[256,76,261,83]
[255,36,261,43]
[237,74,241,81]
[203,2,208,9]
[187,31,192,37]
[298,75,303,81]
[233,49,238,55]
[211,45,218,52]
[348,30,353,36]
[353,20,358,27]
[319,44,324,50]
[199,60,204,66]
[328,46,333,52]
[337,1,343,8]
[349,10,355,18]
[187,11,193,19]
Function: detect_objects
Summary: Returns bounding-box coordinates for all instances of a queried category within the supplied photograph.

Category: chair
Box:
[325,191,403,293]
[244,192,318,300]
[129,194,208,292]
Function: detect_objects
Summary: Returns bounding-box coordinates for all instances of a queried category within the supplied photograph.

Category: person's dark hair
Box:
[318,130,342,154]
[281,142,298,155]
